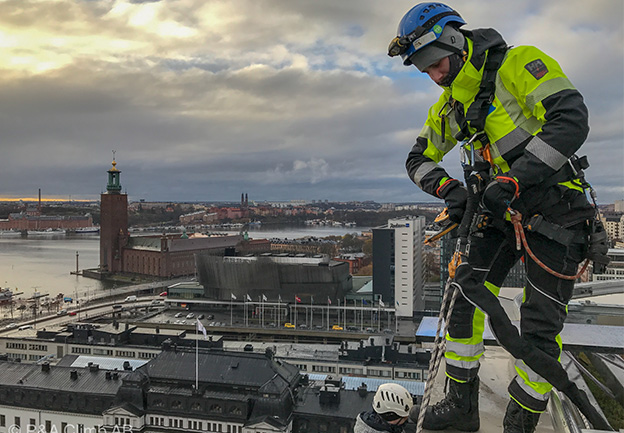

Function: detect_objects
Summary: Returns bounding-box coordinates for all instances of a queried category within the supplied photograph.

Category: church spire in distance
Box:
[106,150,122,193]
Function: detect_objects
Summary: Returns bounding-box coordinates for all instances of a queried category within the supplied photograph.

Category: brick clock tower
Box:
[100,156,128,274]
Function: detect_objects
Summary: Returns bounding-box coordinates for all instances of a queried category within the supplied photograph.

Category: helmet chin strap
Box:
[439,52,465,87]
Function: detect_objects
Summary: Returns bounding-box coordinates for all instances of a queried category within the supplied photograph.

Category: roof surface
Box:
[140,349,299,391]
[416,317,624,352]
[0,360,126,395]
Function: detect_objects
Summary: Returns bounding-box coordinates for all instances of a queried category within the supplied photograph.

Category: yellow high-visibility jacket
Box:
[406,28,589,202]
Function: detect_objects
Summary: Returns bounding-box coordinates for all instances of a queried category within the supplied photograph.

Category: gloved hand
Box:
[438,180,467,224]
[482,177,520,219]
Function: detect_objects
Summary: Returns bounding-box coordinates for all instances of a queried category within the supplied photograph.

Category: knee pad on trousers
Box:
[454,264,526,360]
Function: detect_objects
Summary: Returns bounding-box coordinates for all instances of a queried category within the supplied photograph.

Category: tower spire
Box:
[106,151,122,193]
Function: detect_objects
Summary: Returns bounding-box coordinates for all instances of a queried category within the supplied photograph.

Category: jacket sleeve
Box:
[498,46,589,188]
[406,92,459,197]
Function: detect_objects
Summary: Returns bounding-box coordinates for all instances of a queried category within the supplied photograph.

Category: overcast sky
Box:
[1,0,622,204]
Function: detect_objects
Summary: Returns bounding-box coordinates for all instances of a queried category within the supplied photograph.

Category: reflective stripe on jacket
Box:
[406,28,589,197]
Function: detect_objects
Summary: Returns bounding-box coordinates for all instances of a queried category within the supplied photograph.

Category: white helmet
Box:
[373,383,414,418]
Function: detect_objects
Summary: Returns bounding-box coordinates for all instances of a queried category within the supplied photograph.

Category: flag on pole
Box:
[379,299,385,307]
[363,299,368,305]
[295,296,302,303]
[311,296,314,304]
[246,294,252,302]
[262,294,268,302]
[327,297,332,305]
[278,294,282,302]
[231,293,237,300]
[196,319,207,340]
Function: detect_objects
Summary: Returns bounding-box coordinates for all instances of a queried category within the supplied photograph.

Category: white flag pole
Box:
[195,319,199,391]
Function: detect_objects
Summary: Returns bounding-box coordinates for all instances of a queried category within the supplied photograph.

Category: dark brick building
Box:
[97,159,242,279]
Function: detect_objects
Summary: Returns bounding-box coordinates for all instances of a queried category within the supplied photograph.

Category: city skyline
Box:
[1,0,622,203]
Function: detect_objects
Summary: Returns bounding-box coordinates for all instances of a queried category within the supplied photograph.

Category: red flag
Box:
[295,296,302,303]
[327,297,332,305]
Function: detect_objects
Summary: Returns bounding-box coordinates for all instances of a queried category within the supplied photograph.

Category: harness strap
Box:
[454,43,508,142]
[511,212,590,280]
[525,214,587,246]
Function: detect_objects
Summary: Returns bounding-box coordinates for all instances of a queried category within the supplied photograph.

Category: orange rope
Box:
[510,212,589,281]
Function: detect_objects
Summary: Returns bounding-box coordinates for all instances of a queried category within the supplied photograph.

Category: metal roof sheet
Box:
[0,361,126,395]
[63,355,148,371]
[142,349,299,391]
[416,317,624,352]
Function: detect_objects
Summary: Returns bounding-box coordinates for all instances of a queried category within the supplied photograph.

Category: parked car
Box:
[186,313,195,319]
[207,314,214,320]
[68,311,77,316]
[284,323,295,328]
[18,325,33,331]
[174,312,183,318]
[197,314,205,320]
[124,295,137,302]
[159,291,168,297]
[4,323,18,329]
[331,325,343,331]
[57,309,68,316]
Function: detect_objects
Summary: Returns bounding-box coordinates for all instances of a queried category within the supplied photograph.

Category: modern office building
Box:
[372,217,426,318]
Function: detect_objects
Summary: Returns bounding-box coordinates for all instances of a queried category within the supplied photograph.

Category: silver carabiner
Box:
[459,132,480,167]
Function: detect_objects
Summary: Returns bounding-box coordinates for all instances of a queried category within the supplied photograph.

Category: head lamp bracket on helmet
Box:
[388,10,462,57]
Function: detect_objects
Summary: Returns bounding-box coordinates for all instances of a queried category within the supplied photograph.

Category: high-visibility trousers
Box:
[443,218,586,412]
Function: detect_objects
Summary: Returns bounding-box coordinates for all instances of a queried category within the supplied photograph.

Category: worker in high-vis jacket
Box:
[388,3,597,433]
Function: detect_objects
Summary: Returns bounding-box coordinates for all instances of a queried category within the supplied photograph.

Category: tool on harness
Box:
[528,154,611,273]
[587,219,610,274]
[425,208,459,245]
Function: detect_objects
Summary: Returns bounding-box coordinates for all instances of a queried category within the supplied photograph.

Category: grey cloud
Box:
[0,0,621,204]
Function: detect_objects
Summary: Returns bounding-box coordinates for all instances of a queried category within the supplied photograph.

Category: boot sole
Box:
[422,420,480,432]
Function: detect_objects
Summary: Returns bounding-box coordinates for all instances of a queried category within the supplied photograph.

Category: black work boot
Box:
[422,376,480,431]
[503,399,541,433]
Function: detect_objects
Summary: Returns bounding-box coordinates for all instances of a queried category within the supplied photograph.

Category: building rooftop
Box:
[139,348,300,392]
[0,360,127,395]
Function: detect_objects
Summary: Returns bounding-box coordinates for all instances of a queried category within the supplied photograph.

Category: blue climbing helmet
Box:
[389,3,466,71]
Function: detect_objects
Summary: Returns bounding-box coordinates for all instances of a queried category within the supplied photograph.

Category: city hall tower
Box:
[100,156,128,273]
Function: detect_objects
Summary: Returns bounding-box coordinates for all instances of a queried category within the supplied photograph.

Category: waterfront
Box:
[0,225,369,302]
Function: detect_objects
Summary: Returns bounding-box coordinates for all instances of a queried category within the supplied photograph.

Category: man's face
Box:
[422,56,450,86]
[388,416,409,426]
